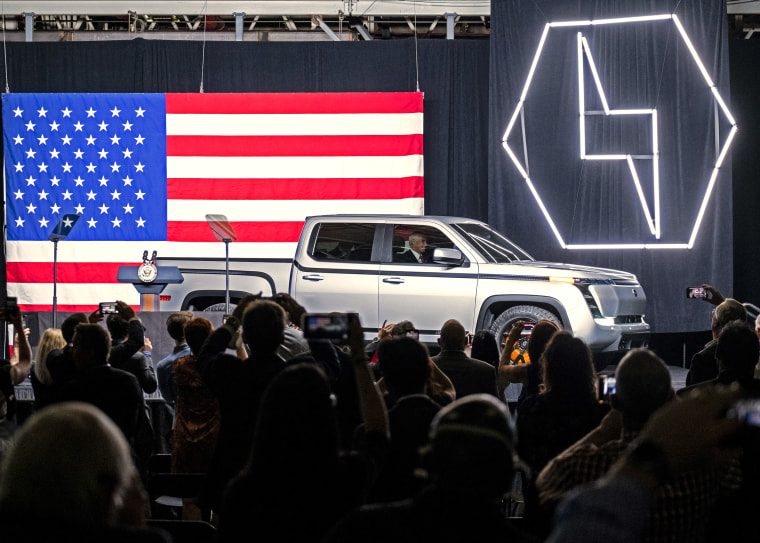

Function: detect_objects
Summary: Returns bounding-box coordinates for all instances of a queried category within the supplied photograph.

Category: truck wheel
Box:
[489,305,562,353]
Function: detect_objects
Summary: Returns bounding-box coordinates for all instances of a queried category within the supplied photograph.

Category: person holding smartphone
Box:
[0,298,31,441]
[686,295,747,387]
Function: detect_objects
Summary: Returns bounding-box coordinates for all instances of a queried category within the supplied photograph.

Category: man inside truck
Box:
[395,232,429,263]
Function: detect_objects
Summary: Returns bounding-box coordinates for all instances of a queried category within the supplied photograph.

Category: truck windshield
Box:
[452,223,533,263]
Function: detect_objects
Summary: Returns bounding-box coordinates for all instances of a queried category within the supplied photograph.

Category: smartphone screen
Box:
[730,399,760,427]
[302,313,350,341]
[686,287,706,299]
[99,302,118,314]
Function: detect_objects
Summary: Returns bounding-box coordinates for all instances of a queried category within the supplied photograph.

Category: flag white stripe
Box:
[6,240,300,262]
[166,155,423,179]
[8,282,142,306]
[8,272,289,307]
[167,198,424,222]
[166,113,424,136]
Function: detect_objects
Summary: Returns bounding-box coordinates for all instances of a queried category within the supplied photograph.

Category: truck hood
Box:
[478,260,640,284]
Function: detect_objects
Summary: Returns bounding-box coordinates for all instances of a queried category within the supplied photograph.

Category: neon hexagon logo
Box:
[501,14,736,250]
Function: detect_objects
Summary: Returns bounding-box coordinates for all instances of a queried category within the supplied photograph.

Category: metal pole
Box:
[234,12,245,41]
[445,12,456,40]
[23,12,34,42]
[224,238,231,314]
[53,238,58,328]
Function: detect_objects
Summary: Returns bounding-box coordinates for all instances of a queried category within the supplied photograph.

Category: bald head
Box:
[438,319,467,351]
[0,402,136,527]
[613,348,673,431]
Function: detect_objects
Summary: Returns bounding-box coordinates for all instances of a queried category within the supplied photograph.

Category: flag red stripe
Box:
[19,304,139,312]
[166,92,423,114]
[7,262,131,283]
[167,221,305,242]
[167,176,424,200]
[166,134,423,157]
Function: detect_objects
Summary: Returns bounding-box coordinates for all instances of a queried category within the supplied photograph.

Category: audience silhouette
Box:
[325,394,537,542]
[364,336,442,503]
[196,299,289,521]
[515,330,609,537]
[3,284,760,543]
[0,402,170,542]
[218,313,388,542]
[170,317,220,521]
[29,327,65,410]
[537,348,740,542]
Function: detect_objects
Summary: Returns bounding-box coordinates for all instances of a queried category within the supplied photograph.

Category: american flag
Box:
[3,92,424,311]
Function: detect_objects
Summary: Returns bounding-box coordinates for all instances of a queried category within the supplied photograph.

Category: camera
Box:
[686,286,707,299]
[301,313,354,342]
[521,322,535,336]
[99,302,119,314]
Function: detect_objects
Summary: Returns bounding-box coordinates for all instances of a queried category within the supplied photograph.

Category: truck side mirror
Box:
[432,248,464,266]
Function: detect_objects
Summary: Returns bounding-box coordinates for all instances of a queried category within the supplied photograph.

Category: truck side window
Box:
[392,224,457,263]
[311,223,376,262]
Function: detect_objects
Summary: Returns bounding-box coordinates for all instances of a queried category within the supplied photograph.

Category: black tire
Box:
[203,302,236,312]
[489,305,562,353]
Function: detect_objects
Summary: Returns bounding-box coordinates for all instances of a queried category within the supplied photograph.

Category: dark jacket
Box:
[197,325,287,511]
[432,350,498,399]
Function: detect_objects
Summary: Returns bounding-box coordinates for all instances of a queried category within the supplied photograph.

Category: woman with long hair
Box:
[171,317,220,521]
[30,328,66,409]
[514,331,608,538]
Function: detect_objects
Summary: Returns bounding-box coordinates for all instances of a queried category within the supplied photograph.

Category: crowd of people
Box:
[0,285,758,542]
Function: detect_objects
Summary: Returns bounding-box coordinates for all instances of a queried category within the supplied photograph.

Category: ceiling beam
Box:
[728,1,760,15]
[0,1,491,17]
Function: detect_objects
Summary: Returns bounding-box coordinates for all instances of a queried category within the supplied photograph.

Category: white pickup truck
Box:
[157,214,650,355]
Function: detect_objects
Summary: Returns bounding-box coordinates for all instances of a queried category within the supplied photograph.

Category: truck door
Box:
[291,222,380,335]
[378,223,479,344]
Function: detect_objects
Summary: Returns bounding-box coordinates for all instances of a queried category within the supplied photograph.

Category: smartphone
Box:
[729,399,760,428]
[598,375,616,402]
[99,302,119,314]
[686,286,707,299]
[301,313,353,341]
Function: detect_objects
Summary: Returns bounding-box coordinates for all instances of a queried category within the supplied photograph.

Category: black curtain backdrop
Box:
[3,21,757,336]
[0,38,490,298]
[729,39,760,311]
[489,0,732,333]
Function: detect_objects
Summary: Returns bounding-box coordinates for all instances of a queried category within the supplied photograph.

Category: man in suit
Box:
[432,319,498,399]
[395,232,428,263]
